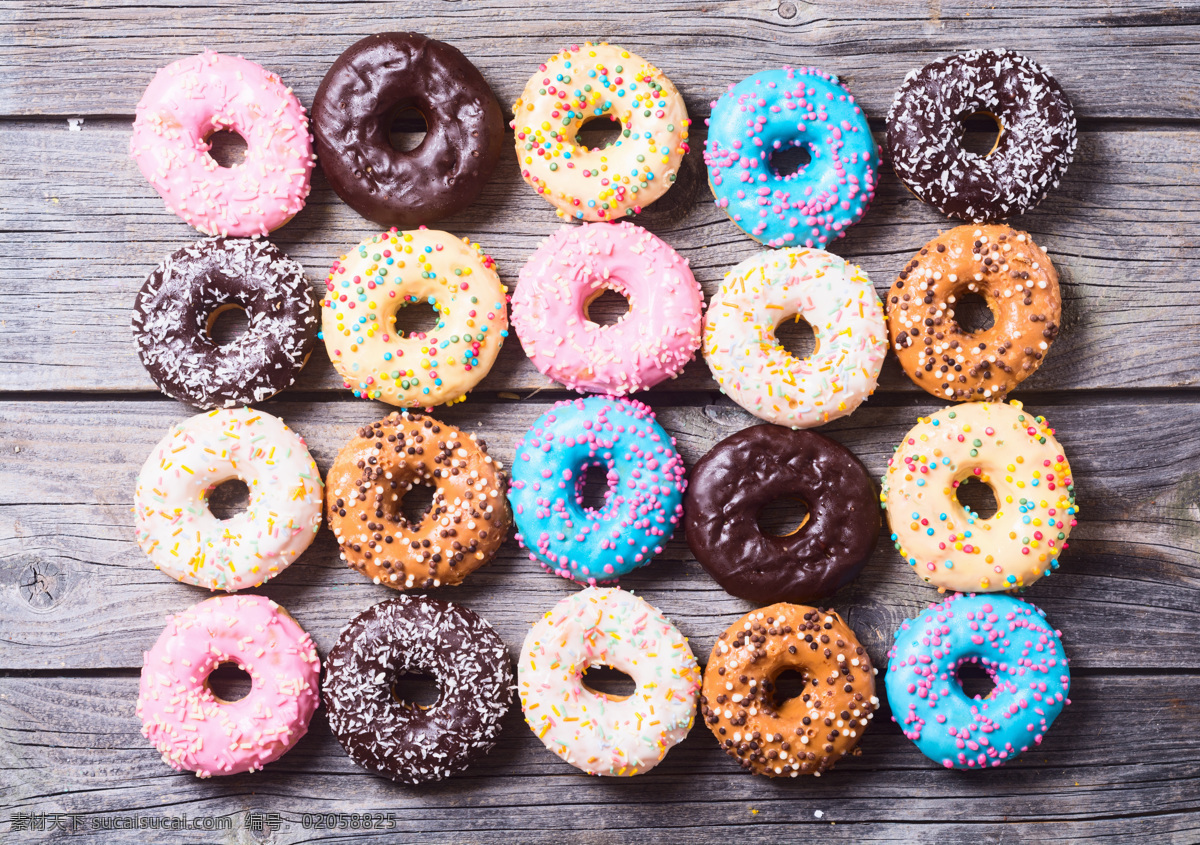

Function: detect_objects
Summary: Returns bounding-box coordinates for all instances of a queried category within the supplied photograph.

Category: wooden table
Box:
[2,2,1198,842]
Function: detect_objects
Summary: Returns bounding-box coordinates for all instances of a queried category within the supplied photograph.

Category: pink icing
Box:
[130,51,314,236]
[136,594,320,777]
[512,221,704,395]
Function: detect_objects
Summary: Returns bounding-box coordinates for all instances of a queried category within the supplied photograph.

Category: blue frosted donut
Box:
[704,67,878,248]
[885,593,1070,769]
[508,397,687,584]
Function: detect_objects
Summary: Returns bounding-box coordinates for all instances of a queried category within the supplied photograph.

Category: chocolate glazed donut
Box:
[684,425,879,603]
[132,237,318,409]
[312,33,504,227]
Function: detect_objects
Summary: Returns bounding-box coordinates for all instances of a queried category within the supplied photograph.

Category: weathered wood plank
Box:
[1,396,1196,671]
[3,1,1200,120]
[1,122,1197,393]
[1,671,1196,843]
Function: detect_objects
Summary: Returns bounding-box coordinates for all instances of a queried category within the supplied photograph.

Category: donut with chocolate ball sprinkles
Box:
[684,424,879,604]
[885,592,1070,769]
[323,596,513,784]
[325,412,510,590]
[886,225,1061,401]
[700,604,878,777]
[133,237,319,409]
[886,49,1076,222]
[311,33,504,227]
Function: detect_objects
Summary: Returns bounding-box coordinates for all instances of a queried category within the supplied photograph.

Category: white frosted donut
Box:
[512,42,690,222]
[703,248,886,429]
[518,587,700,776]
[134,408,323,591]
[881,401,1079,592]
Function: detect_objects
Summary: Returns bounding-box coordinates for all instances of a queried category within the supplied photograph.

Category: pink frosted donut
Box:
[131,51,314,236]
[136,594,320,777]
[512,221,703,395]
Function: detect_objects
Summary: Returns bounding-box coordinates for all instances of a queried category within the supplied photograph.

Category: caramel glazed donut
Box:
[325,412,511,590]
[701,604,878,777]
[887,225,1061,401]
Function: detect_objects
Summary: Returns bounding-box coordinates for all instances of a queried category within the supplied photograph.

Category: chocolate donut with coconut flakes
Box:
[132,237,318,409]
[885,224,1061,401]
[886,49,1076,222]
[325,412,510,590]
[323,596,513,784]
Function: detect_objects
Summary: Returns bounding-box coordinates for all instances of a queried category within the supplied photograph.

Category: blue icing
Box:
[885,593,1071,770]
[507,396,687,585]
[704,66,878,248]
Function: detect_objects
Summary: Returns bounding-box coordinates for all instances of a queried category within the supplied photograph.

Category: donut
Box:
[311,33,504,227]
[886,49,1077,222]
[325,411,511,590]
[703,247,887,429]
[508,397,687,584]
[887,225,1061,401]
[512,42,690,221]
[684,424,879,603]
[518,587,700,776]
[134,407,323,591]
[704,67,878,248]
[511,221,704,395]
[881,401,1078,593]
[137,594,320,777]
[700,604,878,777]
[323,596,513,784]
[132,237,319,409]
[320,227,509,407]
[130,51,313,236]
[885,592,1071,769]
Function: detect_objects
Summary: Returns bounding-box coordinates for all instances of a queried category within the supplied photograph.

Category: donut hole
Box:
[756,496,810,539]
[583,287,632,329]
[765,668,810,708]
[950,291,996,334]
[955,477,998,519]
[399,480,437,526]
[206,303,250,348]
[208,662,253,703]
[206,129,248,168]
[958,111,1003,158]
[387,106,428,154]
[956,661,997,700]
[390,299,440,338]
[574,115,624,152]
[769,142,813,180]
[582,664,636,699]
[206,478,250,521]
[576,462,614,512]
[391,672,440,710]
[774,315,818,362]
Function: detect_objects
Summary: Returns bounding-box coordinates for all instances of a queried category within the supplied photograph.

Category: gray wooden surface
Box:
[2,2,1199,843]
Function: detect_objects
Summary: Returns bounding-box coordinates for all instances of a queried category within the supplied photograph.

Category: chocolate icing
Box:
[684,425,879,603]
[132,237,317,409]
[323,596,513,784]
[311,32,503,227]
[886,49,1076,222]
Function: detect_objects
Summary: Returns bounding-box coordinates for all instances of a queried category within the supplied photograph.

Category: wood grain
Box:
[1,122,1198,394]
[4,0,1200,120]
[3,1,1198,839]
[1,671,1197,843]
[1,396,1196,671]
